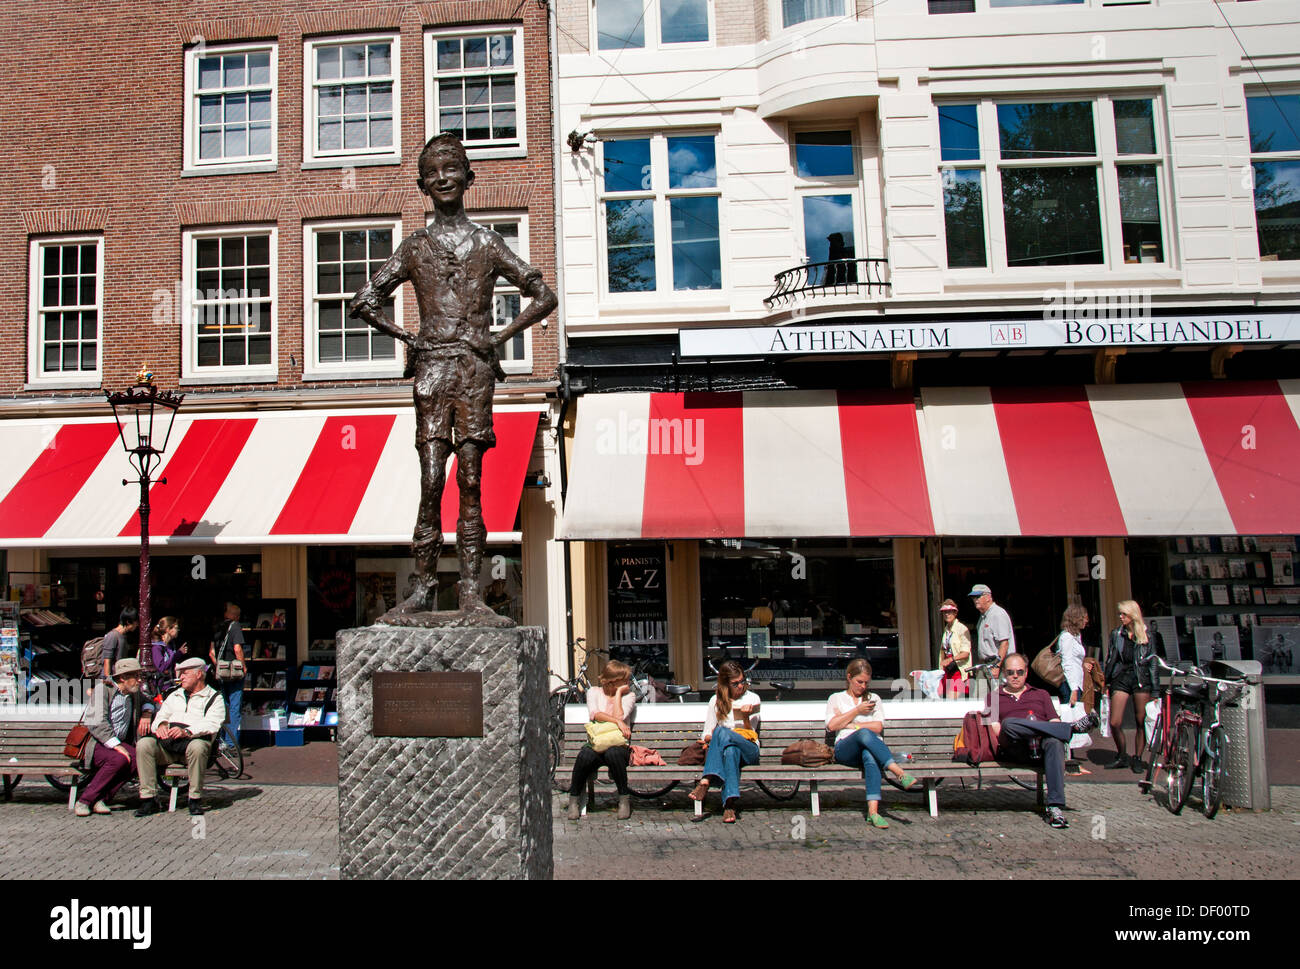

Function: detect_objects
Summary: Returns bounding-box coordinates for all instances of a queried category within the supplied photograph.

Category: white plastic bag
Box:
[1099,695,1111,738]
[1063,701,1093,750]
[1143,698,1161,747]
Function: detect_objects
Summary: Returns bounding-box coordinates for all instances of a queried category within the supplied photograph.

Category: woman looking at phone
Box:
[826,659,919,829]
[688,659,761,824]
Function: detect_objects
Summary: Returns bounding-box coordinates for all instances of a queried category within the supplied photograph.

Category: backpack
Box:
[952,710,998,765]
[81,636,107,679]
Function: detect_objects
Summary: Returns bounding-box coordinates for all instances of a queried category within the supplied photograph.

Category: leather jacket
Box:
[1104,626,1163,686]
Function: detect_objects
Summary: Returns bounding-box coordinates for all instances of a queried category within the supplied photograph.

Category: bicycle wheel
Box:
[1166,720,1196,815]
[1138,708,1163,795]
[45,768,93,794]
[1201,725,1225,819]
[213,728,243,780]
[755,780,802,801]
[548,689,572,791]
[628,780,680,799]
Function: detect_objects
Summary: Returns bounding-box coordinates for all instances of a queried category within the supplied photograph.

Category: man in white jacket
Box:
[135,657,226,817]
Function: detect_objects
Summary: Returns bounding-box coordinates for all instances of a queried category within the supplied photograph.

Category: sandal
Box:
[868,813,890,829]
[722,807,738,823]
[688,781,709,802]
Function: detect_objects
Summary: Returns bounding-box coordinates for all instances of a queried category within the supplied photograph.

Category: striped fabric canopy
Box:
[560,381,1300,538]
[0,406,542,547]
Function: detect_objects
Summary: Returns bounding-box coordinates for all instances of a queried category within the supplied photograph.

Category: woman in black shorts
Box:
[1103,599,1163,772]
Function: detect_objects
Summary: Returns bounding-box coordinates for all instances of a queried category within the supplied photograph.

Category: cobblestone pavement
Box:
[2,777,1297,879]
[553,782,1300,880]
[0,781,340,880]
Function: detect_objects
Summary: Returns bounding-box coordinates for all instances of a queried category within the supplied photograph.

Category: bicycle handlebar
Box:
[1152,655,1246,688]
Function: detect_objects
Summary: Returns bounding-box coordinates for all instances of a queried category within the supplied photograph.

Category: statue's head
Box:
[418,133,474,184]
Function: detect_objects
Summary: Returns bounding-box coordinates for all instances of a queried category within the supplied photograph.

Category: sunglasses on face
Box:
[1004,669,1027,676]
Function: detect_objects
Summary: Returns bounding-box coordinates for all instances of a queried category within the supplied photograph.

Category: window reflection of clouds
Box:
[668,137,716,188]
[597,0,647,50]
[802,195,854,263]
[661,0,709,43]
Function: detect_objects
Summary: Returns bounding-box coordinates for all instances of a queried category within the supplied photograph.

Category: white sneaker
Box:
[73,801,91,817]
[92,800,112,815]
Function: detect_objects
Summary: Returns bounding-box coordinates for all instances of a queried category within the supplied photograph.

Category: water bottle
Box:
[897,751,915,764]
[1027,711,1041,759]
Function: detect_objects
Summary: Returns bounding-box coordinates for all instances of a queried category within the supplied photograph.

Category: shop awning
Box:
[0,406,542,548]
[560,381,1300,538]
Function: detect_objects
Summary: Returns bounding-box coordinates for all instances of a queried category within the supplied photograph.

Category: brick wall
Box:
[0,0,559,399]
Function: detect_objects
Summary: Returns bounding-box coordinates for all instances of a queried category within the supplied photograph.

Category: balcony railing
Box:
[764,258,891,308]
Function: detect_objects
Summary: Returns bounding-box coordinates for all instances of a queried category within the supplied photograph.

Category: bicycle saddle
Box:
[768,680,795,693]
[664,683,691,697]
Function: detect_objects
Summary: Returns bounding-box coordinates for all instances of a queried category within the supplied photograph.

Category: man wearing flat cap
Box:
[970,583,1016,677]
[135,657,226,816]
[75,657,156,817]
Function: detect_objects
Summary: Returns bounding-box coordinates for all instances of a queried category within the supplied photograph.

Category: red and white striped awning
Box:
[0,406,542,548]
[560,381,1300,539]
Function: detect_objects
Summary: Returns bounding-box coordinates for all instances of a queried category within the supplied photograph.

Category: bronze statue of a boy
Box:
[349,134,556,626]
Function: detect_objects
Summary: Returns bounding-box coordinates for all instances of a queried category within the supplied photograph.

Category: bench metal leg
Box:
[2,774,16,801]
[1036,772,1044,807]
[694,798,702,818]
[168,781,179,813]
[927,782,939,819]
[68,783,77,813]
[810,781,820,818]
[586,777,596,814]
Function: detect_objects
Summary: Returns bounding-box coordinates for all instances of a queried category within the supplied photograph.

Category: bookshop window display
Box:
[699,538,899,681]
[306,545,524,650]
[1130,535,1299,677]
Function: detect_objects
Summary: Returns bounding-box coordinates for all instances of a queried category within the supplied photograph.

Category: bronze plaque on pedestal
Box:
[372,672,483,737]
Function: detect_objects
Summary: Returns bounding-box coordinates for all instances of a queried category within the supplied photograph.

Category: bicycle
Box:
[547,638,602,791]
[1140,656,1245,817]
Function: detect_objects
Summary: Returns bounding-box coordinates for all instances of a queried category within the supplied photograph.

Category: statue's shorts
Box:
[412,347,497,449]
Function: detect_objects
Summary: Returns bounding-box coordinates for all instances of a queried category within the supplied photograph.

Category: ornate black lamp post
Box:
[105,368,183,660]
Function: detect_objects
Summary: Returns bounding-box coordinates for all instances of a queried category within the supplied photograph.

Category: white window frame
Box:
[597,131,725,302]
[590,0,715,54]
[424,26,527,160]
[180,225,278,384]
[791,124,866,269]
[771,0,849,34]
[27,235,104,389]
[464,211,533,374]
[302,218,405,380]
[302,32,401,168]
[935,94,1172,275]
[183,41,278,175]
[1246,89,1300,269]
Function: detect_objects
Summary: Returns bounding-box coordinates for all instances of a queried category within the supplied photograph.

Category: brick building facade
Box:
[0,1,570,725]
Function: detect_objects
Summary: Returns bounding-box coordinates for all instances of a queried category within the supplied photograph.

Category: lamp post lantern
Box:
[105,367,183,661]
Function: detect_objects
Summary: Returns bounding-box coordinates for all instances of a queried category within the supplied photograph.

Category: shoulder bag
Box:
[1031,633,1065,687]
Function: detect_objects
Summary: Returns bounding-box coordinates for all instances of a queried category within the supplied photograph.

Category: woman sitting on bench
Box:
[689,659,760,823]
[826,659,919,829]
[566,660,637,821]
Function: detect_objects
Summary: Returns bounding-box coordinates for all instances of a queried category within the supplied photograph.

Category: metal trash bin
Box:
[1207,659,1269,812]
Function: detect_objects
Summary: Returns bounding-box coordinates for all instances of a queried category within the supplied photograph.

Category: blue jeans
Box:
[702,726,759,804]
[834,729,897,802]
[222,679,243,745]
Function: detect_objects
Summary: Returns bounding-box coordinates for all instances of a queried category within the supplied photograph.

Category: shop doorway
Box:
[940,538,1066,663]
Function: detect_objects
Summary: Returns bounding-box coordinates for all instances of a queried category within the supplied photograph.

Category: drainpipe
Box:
[548,0,576,676]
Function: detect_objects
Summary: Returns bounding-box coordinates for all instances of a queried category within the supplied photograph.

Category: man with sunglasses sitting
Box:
[984,653,1098,829]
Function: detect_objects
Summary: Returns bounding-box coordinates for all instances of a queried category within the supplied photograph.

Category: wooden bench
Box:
[557,706,1045,818]
[0,719,193,812]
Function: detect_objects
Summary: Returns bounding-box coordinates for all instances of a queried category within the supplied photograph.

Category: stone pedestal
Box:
[337,625,552,879]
